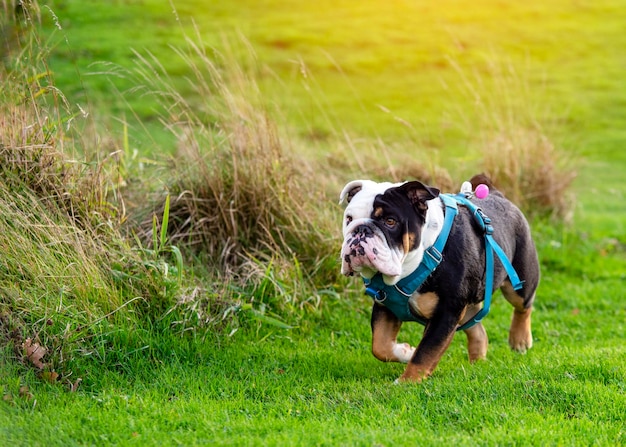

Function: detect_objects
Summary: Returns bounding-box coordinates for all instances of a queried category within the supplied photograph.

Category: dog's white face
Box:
[339,179,444,285]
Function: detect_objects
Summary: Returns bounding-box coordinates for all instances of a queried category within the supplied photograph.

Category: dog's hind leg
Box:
[371,303,415,363]
[464,322,488,362]
[503,223,539,352]
[502,282,534,352]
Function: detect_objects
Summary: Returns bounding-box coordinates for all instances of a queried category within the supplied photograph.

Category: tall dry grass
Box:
[1,0,125,230]
[450,56,577,219]
[126,35,340,320]
[479,127,576,220]
[0,3,185,376]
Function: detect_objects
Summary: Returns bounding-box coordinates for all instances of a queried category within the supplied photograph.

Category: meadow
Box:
[1,0,625,445]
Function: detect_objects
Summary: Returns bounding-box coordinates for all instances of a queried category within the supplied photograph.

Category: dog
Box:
[339,174,539,383]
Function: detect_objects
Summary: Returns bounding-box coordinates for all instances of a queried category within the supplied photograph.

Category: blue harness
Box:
[362,193,523,331]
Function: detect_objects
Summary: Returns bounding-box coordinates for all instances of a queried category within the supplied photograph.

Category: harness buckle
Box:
[365,287,387,304]
[424,246,443,265]
[474,208,493,235]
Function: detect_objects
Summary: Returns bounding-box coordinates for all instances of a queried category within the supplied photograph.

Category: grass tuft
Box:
[480,127,577,220]
[451,56,577,219]
[128,35,341,319]
[0,5,185,379]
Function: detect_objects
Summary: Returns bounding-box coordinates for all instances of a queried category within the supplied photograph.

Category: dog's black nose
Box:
[351,225,374,244]
[354,224,373,236]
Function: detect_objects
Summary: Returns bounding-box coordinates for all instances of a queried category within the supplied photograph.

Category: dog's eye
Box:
[346,215,353,224]
[384,217,397,228]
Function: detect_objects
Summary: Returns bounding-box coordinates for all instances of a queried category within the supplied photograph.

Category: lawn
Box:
[37,0,626,154]
[1,0,626,445]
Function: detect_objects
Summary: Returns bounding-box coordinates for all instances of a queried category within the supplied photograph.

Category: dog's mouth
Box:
[341,222,403,278]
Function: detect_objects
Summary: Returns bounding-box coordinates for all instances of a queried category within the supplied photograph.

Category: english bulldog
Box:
[339,174,539,383]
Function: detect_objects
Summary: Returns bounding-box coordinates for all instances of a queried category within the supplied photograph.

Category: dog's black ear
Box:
[339,180,364,205]
[398,181,440,211]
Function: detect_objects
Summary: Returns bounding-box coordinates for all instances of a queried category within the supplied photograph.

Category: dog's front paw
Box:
[392,342,416,363]
[396,364,430,383]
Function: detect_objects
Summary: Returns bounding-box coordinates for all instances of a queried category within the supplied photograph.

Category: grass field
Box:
[2,0,626,445]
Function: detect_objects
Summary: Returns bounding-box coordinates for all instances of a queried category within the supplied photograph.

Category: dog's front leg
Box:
[398,310,461,383]
[371,303,415,363]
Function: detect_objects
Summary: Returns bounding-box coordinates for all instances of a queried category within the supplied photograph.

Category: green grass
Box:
[3,218,625,447]
[2,0,626,445]
[38,0,626,155]
[3,271,626,445]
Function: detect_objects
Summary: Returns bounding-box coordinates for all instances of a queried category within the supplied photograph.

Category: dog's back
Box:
[423,175,539,309]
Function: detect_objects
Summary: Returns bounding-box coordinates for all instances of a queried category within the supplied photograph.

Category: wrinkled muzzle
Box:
[341,222,402,277]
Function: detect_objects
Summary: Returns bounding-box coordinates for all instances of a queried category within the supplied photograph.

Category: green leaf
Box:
[245,308,293,329]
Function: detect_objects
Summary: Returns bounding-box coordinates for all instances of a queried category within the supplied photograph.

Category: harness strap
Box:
[454,195,523,291]
[395,194,459,293]
[456,230,495,331]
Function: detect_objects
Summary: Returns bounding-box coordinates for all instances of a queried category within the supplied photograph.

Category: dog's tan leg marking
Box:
[501,283,533,352]
[457,303,488,362]
[397,304,473,383]
[464,322,488,362]
[371,307,415,363]
[409,292,438,319]
[397,329,456,383]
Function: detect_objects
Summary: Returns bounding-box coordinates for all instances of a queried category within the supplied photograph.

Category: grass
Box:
[2,0,626,445]
[34,0,626,154]
[3,275,626,445]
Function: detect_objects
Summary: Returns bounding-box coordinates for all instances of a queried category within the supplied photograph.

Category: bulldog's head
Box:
[339,179,442,285]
